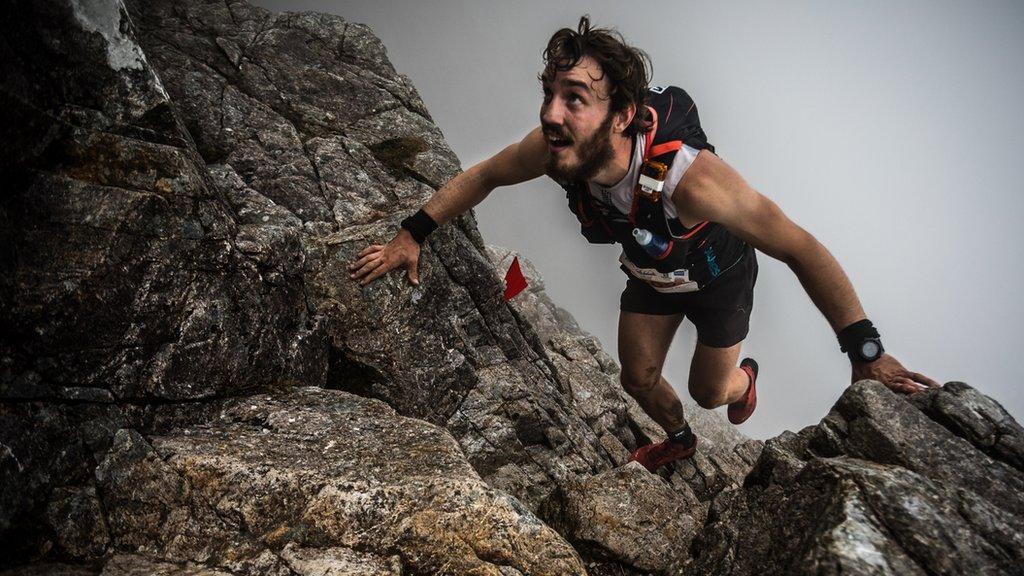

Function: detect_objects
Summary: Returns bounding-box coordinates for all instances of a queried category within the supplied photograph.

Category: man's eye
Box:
[568,94,583,103]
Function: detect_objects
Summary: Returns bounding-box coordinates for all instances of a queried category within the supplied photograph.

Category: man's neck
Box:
[589,134,635,188]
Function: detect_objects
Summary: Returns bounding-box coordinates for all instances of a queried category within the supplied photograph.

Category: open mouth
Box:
[546,134,573,152]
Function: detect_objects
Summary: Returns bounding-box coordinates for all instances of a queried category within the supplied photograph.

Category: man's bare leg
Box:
[687,340,751,409]
[617,310,689,434]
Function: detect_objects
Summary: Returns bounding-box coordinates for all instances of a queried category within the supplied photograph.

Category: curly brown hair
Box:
[539,15,654,137]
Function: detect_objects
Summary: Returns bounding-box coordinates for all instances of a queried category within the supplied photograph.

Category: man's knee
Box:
[620,365,660,395]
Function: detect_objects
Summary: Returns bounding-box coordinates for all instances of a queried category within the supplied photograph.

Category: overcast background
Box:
[255,0,1023,439]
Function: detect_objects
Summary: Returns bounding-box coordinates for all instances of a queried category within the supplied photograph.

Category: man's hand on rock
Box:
[348,229,421,287]
[851,353,939,394]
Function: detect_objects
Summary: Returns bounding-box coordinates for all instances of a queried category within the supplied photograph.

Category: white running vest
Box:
[586,133,703,222]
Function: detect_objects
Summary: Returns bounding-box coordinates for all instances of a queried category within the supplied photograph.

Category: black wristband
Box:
[400,209,438,244]
[837,319,881,353]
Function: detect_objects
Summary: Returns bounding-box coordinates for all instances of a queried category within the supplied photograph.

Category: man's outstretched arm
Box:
[349,127,548,286]
[673,150,939,393]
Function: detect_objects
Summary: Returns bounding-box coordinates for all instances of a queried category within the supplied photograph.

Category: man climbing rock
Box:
[349,16,938,472]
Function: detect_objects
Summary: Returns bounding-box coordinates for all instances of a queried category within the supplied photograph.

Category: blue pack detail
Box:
[704,245,721,278]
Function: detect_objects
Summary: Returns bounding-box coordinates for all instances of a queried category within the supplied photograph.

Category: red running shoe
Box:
[628,436,699,472]
[728,358,759,425]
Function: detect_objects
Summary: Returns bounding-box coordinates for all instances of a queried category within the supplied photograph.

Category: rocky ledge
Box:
[1,1,1021,575]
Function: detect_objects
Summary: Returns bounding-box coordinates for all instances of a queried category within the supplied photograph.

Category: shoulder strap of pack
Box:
[637,87,710,237]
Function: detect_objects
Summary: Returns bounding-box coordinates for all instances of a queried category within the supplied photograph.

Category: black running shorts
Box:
[620,246,758,348]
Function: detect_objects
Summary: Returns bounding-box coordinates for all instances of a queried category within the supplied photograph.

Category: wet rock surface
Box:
[2,1,1021,575]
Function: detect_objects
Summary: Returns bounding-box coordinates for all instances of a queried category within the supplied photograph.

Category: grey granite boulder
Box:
[686,381,1024,576]
[908,380,1024,471]
[90,388,586,575]
[542,462,704,574]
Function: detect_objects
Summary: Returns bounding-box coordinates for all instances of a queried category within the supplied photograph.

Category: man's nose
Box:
[541,98,564,126]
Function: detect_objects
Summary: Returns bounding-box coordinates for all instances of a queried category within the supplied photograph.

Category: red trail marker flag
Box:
[503,256,528,301]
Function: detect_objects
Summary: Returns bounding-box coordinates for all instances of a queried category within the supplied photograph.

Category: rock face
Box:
[541,463,703,575]
[687,381,1024,576]
[93,389,585,575]
[1,1,1022,575]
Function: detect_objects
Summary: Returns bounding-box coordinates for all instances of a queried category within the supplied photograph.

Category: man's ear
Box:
[615,103,636,134]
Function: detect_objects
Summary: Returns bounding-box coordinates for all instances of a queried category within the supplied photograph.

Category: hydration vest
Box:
[558,85,749,292]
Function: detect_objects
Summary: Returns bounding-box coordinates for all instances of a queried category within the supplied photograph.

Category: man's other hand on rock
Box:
[852,353,940,394]
[349,229,421,287]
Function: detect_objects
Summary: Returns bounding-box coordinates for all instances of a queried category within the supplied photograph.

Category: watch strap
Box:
[837,319,880,353]
[839,319,885,362]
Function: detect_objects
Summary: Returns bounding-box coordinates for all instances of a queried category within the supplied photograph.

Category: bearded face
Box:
[543,109,616,182]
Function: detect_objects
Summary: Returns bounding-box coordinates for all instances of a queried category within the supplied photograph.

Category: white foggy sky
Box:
[255,0,1024,439]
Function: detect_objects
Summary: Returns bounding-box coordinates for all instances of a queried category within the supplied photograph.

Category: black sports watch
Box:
[849,337,884,363]
[838,319,884,363]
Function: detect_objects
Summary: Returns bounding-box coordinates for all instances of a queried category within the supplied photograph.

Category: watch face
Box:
[860,340,881,360]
